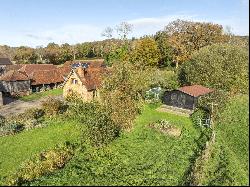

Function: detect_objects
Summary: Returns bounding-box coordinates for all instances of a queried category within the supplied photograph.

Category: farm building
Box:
[163,85,214,110]
[63,62,105,102]
[0,70,30,96]
[0,58,13,76]
[18,64,64,92]
[0,64,66,95]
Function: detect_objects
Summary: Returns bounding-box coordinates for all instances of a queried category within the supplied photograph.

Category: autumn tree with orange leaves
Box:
[164,19,229,68]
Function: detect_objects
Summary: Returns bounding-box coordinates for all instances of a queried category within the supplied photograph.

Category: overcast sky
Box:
[0,0,248,47]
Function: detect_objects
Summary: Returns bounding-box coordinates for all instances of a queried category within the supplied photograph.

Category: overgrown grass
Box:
[30,105,202,186]
[200,95,249,186]
[0,118,81,184]
[19,88,63,101]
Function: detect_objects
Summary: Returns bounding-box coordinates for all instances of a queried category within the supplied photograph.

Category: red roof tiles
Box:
[74,67,105,91]
[178,85,214,97]
[30,69,64,85]
[18,64,57,75]
[0,70,29,81]
[57,66,71,78]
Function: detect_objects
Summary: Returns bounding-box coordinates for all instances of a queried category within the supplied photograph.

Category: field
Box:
[19,88,63,101]
[0,118,81,184]
[200,95,249,186]
[0,98,248,186]
[29,104,202,186]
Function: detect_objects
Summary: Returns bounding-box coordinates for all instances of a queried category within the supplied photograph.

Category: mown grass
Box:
[30,104,201,186]
[19,88,63,101]
[200,95,249,186]
[0,118,81,184]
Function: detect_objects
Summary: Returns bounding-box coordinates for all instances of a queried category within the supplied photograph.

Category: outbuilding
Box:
[163,85,214,110]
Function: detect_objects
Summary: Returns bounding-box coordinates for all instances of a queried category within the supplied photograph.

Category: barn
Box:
[163,85,214,110]
[0,70,30,96]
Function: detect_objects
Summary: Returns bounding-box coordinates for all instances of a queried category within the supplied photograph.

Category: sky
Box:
[0,0,249,47]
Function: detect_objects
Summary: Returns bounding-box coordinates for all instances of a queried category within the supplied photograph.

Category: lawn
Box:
[200,95,249,186]
[19,88,63,101]
[30,104,202,186]
[0,118,81,184]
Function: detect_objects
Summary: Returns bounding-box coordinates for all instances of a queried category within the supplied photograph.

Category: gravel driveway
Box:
[0,96,63,118]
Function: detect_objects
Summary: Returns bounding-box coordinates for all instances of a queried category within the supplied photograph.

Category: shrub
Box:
[0,121,25,137]
[42,97,67,117]
[6,142,75,186]
[83,105,120,147]
[190,109,209,128]
[0,115,5,126]
[8,108,45,130]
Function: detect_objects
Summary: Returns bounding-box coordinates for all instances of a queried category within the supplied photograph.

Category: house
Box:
[0,70,30,96]
[163,85,214,110]
[63,63,105,101]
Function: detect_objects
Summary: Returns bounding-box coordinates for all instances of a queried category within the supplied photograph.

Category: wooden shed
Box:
[163,85,214,110]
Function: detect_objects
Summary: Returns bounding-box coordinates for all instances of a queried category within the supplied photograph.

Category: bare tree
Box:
[101,27,114,39]
[115,22,133,40]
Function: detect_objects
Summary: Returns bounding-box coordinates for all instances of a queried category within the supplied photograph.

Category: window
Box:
[71,78,78,84]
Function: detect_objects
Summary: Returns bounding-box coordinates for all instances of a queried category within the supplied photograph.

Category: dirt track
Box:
[0,96,63,118]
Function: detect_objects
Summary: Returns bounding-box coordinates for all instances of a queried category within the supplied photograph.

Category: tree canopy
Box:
[179,44,249,94]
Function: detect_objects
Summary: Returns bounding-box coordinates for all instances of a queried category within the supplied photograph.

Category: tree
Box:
[179,44,249,94]
[154,31,174,67]
[60,43,74,62]
[101,27,113,39]
[44,43,61,64]
[164,19,229,68]
[115,22,133,41]
[14,46,38,64]
[100,61,141,131]
[130,36,161,68]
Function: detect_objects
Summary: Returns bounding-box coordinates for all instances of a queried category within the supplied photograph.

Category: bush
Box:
[6,142,75,186]
[179,44,248,95]
[66,99,120,147]
[0,115,5,126]
[42,97,67,117]
[190,109,209,128]
[0,121,25,137]
[8,108,45,130]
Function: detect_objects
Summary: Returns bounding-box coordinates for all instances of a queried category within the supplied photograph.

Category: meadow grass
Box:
[31,104,201,186]
[200,95,249,186]
[0,118,81,184]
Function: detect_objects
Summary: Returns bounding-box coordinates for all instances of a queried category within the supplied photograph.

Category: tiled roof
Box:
[178,85,214,97]
[74,67,105,91]
[0,70,29,81]
[0,58,12,65]
[57,66,71,78]
[30,69,64,85]
[4,64,24,72]
[18,64,57,76]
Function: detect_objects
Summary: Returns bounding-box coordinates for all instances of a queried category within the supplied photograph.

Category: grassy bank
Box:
[199,95,249,186]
